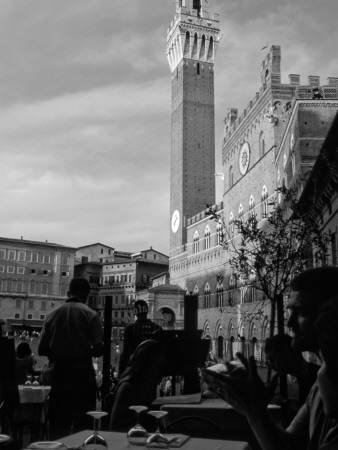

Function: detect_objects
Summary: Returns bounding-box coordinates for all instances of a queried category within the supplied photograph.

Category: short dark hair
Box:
[16,342,32,359]
[265,334,292,354]
[290,266,338,307]
[133,300,149,315]
[69,277,91,298]
[315,297,338,384]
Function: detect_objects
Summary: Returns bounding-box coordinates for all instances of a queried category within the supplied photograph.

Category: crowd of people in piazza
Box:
[2,265,338,449]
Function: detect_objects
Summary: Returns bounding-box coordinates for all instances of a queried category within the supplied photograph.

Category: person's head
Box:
[264,334,302,377]
[315,298,338,418]
[133,300,149,319]
[128,339,165,382]
[68,277,91,302]
[16,341,32,359]
[287,266,338,353]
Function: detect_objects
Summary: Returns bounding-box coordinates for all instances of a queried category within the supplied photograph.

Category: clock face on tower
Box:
[239,142,250,175]
[171,209,180,233]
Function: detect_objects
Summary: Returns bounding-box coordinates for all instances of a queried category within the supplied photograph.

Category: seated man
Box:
[265,334,318,406]
[202,266,338,450]
[315,297,338,422]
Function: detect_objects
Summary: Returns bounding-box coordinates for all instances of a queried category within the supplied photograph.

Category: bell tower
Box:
[167,0,220,254]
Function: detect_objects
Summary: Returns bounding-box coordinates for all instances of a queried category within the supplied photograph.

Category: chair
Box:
[0,401,19,450]
[14,392,50,446]
[163,415,224,439]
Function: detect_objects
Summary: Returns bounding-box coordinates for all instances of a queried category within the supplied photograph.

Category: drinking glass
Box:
[127,406,149,445]
[32,376,40,386]
[25,375,32,386]
[146,411,169,448]
[82,411,108,450]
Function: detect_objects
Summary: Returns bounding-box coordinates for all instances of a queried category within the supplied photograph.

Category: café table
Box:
[19,386,51,405]
[59,430,252,450]
[159,395,281,450]
[15,386,51,443]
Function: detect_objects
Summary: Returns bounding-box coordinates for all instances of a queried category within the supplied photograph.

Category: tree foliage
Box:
[207,187,329,333]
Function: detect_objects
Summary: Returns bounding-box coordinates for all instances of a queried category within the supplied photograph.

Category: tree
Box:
[207,187,329,339]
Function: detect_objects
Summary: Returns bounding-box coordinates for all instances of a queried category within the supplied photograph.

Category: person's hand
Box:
[202,353,274,417]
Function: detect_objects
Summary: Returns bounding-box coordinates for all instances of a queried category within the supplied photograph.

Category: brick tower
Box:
[167,0,220,253]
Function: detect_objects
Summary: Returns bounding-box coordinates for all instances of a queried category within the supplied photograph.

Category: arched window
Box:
[259,131,265,157]
[193,230,199,254]
[207,36,214,61]
[204,225,211,250]
[216,221,223,245]
[204,283,211,309]
[291,153,296,175]
[249,195,255,219]
[193,284,199,295]
[238,204,244,222]
[216,282,224,307]
[229,276,236,306]
[192,33,198,58]
[261,186,269,218]
[184,31,190,56]
[229,212,234,236]
[199,35,206,60]
[229,166,234,188]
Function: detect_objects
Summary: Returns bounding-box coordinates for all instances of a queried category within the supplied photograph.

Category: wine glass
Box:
[146,411,169,448]
[127,406,149,445]
[24,375,32,386]
[82,411,108,450]
[32,376,40,386]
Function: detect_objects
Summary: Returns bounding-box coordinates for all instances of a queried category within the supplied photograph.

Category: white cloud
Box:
[0,0,338,255]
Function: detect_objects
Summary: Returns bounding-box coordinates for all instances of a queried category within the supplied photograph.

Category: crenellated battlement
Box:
[222,46,338,145]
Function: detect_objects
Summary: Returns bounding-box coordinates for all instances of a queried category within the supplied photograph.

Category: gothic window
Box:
[216,283,224,307]
[229,276,236,306]
[184,31,190,56]
[249,195,255,219]
[193,285,199,296]
[204,225,211,250]
[229,166,234,188]
[207,36,214,61]
[193,230,200,254]
[204,283,211,309]
[238,204,244,222]
[261,186,269,218]
[291,153,296,175]
[229,212,234,236]
[192,33,198,58]
[199,35,206,60]
[259,131,265,157]
[216,222,223,245]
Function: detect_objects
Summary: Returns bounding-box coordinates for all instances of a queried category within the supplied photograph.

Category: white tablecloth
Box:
[60,430,251,450]
[19,386,50,404]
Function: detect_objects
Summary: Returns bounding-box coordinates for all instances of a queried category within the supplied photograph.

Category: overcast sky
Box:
[1,0,337,255]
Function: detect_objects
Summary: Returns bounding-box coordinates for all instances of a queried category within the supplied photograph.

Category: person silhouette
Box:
[118,300,162,376]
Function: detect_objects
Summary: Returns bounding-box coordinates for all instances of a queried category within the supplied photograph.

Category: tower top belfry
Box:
[166,0,220,73]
